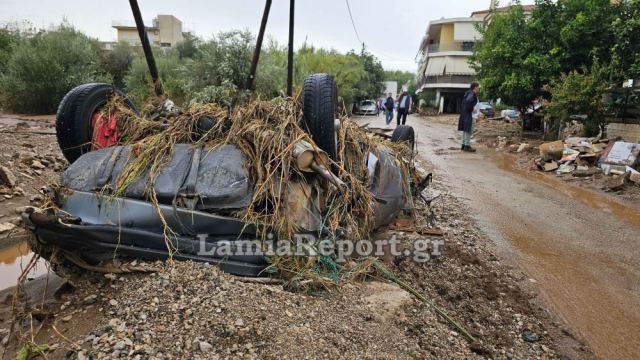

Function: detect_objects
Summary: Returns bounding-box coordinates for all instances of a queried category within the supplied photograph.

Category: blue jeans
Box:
[462,118,477,146]
[385,109,393,124]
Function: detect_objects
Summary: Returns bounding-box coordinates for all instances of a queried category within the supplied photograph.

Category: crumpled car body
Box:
[24,142,415,276]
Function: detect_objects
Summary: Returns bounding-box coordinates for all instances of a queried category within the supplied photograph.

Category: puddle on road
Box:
[0,241,49,290]
[492,152,640,226]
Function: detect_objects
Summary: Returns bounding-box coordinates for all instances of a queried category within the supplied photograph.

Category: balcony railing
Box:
[427,42,475,53]
[423,74,475,85]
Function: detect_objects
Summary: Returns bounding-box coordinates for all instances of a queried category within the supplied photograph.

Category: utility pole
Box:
[287,0,295,97]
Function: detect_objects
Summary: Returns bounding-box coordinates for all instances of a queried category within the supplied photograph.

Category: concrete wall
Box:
[116,28,160,46]
[454,22,481,41]
[157,15,183,46]
[606,123,640,143]
[437,24,462,51]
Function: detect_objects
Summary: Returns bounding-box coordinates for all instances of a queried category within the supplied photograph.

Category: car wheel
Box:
[302,73,338,160]
[391,125,415,150]
[56,83,137,163]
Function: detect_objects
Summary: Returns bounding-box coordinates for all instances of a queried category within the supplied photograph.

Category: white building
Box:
[416,4,535,113]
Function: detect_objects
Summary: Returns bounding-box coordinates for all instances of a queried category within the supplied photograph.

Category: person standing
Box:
[384,93,395,127]
[458,82,480,152]
[396,91,412,125]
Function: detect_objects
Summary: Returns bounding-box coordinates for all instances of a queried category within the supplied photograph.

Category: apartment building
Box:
[112,15,183,48]
[416,4,534,113]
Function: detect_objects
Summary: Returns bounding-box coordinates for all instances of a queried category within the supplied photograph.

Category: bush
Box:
[101,41,134,89]
[546,63,609,137]
[124,50,186,105]
[0,25,24,75]
[0,25,106,114]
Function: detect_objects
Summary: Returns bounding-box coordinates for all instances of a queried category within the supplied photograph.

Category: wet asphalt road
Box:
[360,114,640,360]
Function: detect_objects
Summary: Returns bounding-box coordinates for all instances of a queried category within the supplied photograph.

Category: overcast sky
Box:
[0,0,529,72]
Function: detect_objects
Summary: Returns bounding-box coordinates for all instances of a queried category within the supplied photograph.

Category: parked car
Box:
[478,102,495,117]
[353,100,379,115]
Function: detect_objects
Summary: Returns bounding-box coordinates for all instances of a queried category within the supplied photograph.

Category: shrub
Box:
[546,63,609,137]
[0,25,106,114]
[101,41,134,89]
[124,50,186,105]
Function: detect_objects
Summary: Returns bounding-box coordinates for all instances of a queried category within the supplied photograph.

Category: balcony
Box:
[423,74,475,85]
[427,42,475,53]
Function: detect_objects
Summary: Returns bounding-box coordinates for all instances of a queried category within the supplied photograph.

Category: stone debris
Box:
[0,223,17,233]
[0,166,16,187]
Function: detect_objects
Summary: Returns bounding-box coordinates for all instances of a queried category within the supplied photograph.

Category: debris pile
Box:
[529,136,640,189]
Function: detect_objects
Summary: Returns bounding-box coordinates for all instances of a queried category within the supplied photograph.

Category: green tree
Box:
[611,0,640,82]
[546,63,609,136]
[124,49,186,105]
[101,41,134,89]
[350,48,384,101]
[554,0,616,72]
[383,70,415,89]
[176,32,200,60]
[0,24,105,113]
[470,4,550,112]
[0,26,23,75]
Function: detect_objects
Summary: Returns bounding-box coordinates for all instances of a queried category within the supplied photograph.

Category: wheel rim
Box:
[90,107,119,150]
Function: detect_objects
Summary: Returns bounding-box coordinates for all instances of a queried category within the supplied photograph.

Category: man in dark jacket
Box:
[384,93,395,126]
[458,82,480,152]
[396,91,412,125]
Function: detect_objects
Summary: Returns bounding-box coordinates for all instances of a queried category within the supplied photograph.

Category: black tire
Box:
[302,73,338,160]
[391,125,415,149]
[56,83,136,163]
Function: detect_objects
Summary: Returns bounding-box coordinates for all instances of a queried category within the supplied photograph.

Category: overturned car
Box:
[23,74,429,277]
[22,1,429,277]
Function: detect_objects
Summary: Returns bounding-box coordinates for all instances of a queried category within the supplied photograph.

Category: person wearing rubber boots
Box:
[458,82,479,152]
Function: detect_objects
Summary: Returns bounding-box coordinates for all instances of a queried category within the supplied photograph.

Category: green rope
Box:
[372,261,477,343]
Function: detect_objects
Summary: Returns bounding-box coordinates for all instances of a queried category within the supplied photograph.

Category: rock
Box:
[109,299,118,306]
[572,167,601,177]
[30,160,46,170]
[630,172,640,185]
[61,315,73,322]
[0,166,16,187]
[0,223,16,233]
[235,318,244,327]
[517,143,529,153]
[17,151,37,163]
[114,340,126,350]
[539,140,564,161]
[603,173,629,191]
[522,330,540,342]
[84,294,98,304]
[543,161,558,172]
[14,206,33,214]
[199,340,213,352]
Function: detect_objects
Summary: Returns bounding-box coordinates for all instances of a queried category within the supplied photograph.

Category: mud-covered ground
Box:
[0,114,591,359]
[0,114,65,241]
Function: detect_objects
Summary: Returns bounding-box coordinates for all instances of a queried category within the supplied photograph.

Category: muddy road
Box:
[402,114,640,360]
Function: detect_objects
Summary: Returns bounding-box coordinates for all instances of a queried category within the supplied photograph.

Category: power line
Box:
[345,0,363,47]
